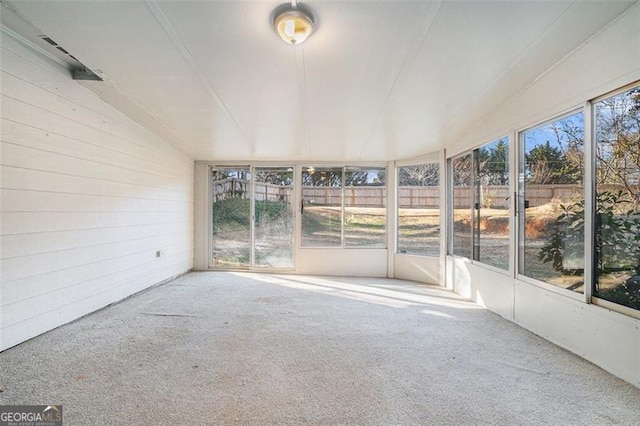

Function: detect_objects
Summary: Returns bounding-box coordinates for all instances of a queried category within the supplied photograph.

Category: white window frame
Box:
[515,107,587,302]
[299,163,388,249]
[395,154,441,258]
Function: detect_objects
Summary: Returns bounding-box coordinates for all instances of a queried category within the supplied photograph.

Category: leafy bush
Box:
[540,191,639,273]
[538,199,584,274]
[594,191,640,273]
[539,190,640,308]
[212,198,250,231]
[212,198,289,231]
[255,200,288,223]
[598,276,640,310]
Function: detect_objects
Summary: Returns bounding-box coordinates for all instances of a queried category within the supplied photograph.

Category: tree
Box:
[550,116,584,182]
[452,154,471,186]
[302,169,342,187]
[345,170,369,186]
[255,170,292,186]
[398,164,439,186]
[525,141,579,184]
[486,139,509,185]
[595,87,640,208]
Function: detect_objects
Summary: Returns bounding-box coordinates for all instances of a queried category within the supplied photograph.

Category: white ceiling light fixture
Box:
[274,2,314,45]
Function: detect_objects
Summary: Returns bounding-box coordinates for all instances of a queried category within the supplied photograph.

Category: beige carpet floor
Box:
[1,272,639,425]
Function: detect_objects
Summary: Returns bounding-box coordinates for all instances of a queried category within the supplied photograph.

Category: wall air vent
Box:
[0,5,104,82]
[36,34,103,81]
[73,68,102,81]
[40,36,57,46]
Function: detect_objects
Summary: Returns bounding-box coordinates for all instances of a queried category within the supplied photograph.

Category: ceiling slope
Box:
[4,0,637,162]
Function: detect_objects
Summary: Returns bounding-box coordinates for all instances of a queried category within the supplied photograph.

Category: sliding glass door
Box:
[211,166,294,270]
[211,167,251,268]
[253,167,294,268]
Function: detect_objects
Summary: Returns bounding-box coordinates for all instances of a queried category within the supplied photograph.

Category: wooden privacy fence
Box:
[212,178,250,200]
[302,187,342,206]
[303,185,585,208]
[452,185,582,209]
[255,183,293,202]
[212,179,293,202]
[397,187,439,208]
[521,185,583,208]
[213,179,594,209]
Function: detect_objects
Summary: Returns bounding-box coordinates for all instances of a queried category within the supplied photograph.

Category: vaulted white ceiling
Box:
[3,0,637,161]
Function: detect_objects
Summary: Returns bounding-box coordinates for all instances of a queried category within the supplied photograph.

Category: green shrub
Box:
[539,190,640,274]
[212,198,289,231]
[539,190,640,309]
[212,198,250,231]
[255,200,288,222]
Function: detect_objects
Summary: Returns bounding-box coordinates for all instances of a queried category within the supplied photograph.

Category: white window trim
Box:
[395,160,441,257]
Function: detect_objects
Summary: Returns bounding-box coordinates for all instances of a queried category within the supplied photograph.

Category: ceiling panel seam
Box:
[145,0,253,152]
[295,46,311,157]
[357,0,443,158]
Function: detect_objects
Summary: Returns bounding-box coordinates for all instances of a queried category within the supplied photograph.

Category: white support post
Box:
[193,162,211,270]
[387,161,396,278]
[439,149,447,287]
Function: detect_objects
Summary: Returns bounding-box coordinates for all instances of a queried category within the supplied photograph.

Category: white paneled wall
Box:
[0,34,194,351]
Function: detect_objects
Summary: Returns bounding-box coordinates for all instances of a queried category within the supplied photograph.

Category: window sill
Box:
[516,274,586,303]
[592,297,640,321]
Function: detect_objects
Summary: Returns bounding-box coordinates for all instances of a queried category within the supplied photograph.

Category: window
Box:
[450,154,472,258]
[593,86,640,311]
[344,168,386,247]
[397,163,440,256]
[301,166,387,248]
[474,138,510,270]
[519,111,585,291]
[301,167,343,247]
[444,82,639,317]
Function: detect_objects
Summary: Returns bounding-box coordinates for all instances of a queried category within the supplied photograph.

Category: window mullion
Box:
[341,166,345,248]
[584,101,595,303]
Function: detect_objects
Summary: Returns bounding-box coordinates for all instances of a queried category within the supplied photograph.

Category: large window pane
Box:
[594,86,640,311]
[397,163,440,256]
[301,167,342,247]
[254,168,294,268]
[519,112,584,291]
[474,138,510,270]
[211,168,251,268]
[344,168,386,247]
[451,154,472,258]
